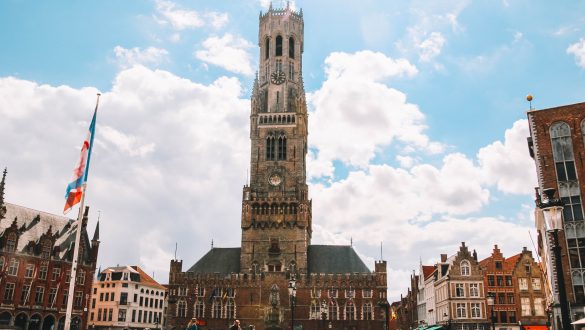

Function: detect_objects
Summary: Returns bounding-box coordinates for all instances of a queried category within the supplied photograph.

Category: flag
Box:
[64,107,97,214]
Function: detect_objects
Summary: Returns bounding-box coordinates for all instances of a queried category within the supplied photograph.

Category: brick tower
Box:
[240,3,311,274]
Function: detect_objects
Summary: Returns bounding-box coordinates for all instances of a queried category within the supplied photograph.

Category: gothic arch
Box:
[275,35,283,57]
[289,36,295,58]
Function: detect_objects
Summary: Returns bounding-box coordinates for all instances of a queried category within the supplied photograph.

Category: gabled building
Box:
[0,170,99,330]
[435,243,489,330]
[509,248,547,330]
[416,263,435,327]
[89,265,168,329]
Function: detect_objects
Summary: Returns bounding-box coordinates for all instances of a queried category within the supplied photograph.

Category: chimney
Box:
[473,249,478,261]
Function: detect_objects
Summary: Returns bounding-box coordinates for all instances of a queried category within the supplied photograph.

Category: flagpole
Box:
[65,183,87,329]
[65,92,100,330]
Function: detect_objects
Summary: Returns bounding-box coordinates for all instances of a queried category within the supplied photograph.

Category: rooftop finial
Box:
[0,167,6,220]
[526,94,533,110]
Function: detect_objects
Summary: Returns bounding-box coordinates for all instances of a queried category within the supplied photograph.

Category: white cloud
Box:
[113,46,169,69]
[195,34,255,76]
[154,0,228,30]
[0,66,250,282]
[418,31,446,62]
[307,50,441,178]
[567,38,585,68]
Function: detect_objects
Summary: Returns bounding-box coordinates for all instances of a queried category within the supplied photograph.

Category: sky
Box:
[1,0,585,300]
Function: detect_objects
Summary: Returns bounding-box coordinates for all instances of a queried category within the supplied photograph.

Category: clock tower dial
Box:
[240,5,311,274]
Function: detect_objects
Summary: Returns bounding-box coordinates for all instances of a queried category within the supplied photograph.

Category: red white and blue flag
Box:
[63,107,97,214]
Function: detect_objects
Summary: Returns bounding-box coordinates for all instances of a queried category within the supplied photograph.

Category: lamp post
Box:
[443,312,451,330]
[487,293,495,330]
[539,188,571,330]
[288,275,297,330]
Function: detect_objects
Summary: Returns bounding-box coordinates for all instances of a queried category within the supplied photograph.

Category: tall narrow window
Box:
[460,260,470,276]
[195,300,205,318]
[266,136,275,160]
[345,301,355,320]
[551,122,583,221]
[278,136,287,160]
[275,36,283,56]
[289,37,295,58]
[289,63,294,81]
[265,37,270,60]
[363,302,373,320]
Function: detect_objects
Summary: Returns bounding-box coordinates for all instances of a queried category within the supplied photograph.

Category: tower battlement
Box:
[260,4,303,22]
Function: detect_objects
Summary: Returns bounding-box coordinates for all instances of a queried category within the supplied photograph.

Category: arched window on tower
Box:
[275,36,283,56]
[266,135,275,160]
[265,37,270,60]
[289,37,295,58]
[278,135,287,160]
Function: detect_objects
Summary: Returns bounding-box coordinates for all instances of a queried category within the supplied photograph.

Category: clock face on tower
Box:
[268,173,282,186]
[270,71,286,85]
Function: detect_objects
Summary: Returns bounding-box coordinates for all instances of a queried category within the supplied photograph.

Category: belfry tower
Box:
[240,4,312,274]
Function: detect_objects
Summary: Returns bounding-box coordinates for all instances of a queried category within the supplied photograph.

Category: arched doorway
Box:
[0,311,11,326]
[71,316,81,330]
[42,314,55,330]
[29,314,42,330]
[14,313,28,330]
[56,316,65,330]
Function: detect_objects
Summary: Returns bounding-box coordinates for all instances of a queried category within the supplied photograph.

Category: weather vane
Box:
[526,94,533,110]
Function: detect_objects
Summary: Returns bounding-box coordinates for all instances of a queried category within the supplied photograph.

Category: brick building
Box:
[527,102,585,325]
[166,4,388,330]
[0,170,100,330]
[435,243,489,330]
[88,265,168,329]
[480,245,547,330]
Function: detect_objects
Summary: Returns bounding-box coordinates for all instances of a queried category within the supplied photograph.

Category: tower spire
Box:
[0,167,7,220]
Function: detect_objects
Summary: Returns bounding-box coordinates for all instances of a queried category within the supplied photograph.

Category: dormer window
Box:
[123,272,129,281]
[6,234,16,252]
[41,241,51,259]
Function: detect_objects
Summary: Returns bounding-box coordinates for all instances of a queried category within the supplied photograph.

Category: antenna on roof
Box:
[526,94,534,110]
[350,237,352,247]
[211,239,214,249]
[174,242,177,260]
[380,241,383,260]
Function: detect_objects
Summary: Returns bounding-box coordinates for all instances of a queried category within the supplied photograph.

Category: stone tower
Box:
[240,4,312,274]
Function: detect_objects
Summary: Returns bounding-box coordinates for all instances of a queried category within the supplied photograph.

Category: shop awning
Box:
[523,326,548,330]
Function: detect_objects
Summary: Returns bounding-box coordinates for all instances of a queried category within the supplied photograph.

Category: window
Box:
[277,135,287,160]
[310,302,320,319]
[139,296,143,306]
[41,241,51,259]
[25,264,34,278]
[62,290,68,306]
[345,289,355,299]
[20,284,31,304]
[487,275,495,286]
[328,289,338,298]
[226,299,235,319]
[52,268,60,281]
[77,270,85,285]
[3,283,14,300]
[362,289,373,298]
[34,287,44,305]
[138,310,142,322]
[265,37,270,60]
[74,291,83,307]
[509,311,517,323]
[288,63,294,81]
[471,303,480,318]
[5,234,16,252]
[507,293,514,304]
[363,302,373,320]
[345,301,355,320]
[65,270,71,283]
[179,287,187,296]
[98,309,102,322]
[195,300,205,318]
[505,275,512,286]
[532,278,541,291]
[0,257,4,271]
[495,261,502,269]
[196,286,205,297]
[456,303,466,318]
[498,293,505,304]
[289,37,295,58]
[266,136,275,160]
[275,35,283,56]
[120,292,128,305]
[100,292,104,302]
[328,301,338,320]
[519,278,528,290]
[534,298,544,316]
[212,299,222,318]
[521,298,531,316]
[496,276,504,286]
[108,308,113,321]
[49,288,58,307]
[455,283,465,297]
[39,264,47,280]
[132,310,136,322]
[500,311,508,323]
[178,300,187,317]
[550,122,583,221]
[469,283,479,297]
[7,258,18,276]
[118,309,127,322]
[460,260,470,276]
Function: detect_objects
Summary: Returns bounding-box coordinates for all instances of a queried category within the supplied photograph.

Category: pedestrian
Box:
[186,317,199,330]
[229,319,241,330]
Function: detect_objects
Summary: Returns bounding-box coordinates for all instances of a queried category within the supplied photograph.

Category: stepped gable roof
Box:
[308,245,370,274]
[2,203,91,261]
[504,253,522,269]
[187,248,241,274]
[422,265,435,280]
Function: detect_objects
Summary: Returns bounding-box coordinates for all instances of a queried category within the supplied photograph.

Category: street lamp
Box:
[539,188,571,330]
[487,293,495,330]
[288,275,297,330]
[443,312,451,330]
